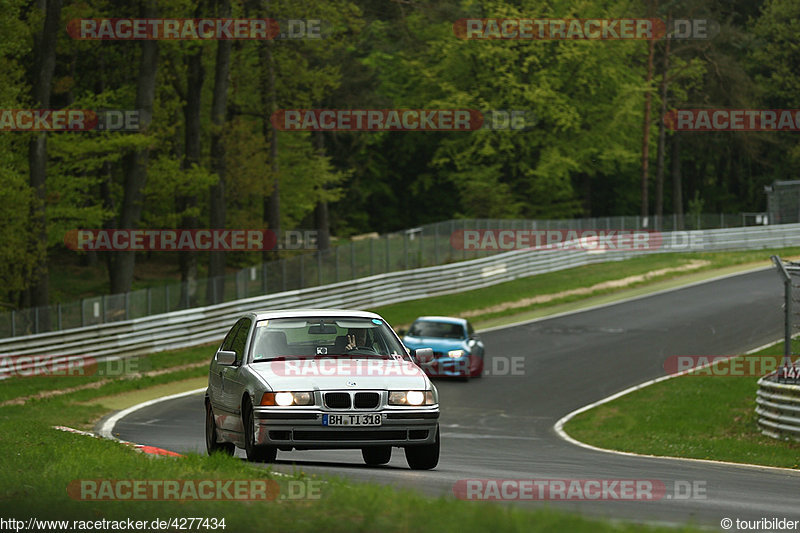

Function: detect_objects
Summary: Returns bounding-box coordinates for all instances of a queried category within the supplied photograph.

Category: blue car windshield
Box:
[408,320,465,339]
[250,317,410,362]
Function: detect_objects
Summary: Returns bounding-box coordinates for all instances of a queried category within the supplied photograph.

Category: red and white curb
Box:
[53,425,182,457]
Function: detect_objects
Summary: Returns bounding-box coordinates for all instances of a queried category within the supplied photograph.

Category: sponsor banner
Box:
[665,109,800,132]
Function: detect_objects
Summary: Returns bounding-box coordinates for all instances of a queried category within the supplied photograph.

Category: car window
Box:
[408,320,465,339]
[230,318,252,364]
[220,321,241,353]
[250,317,411,361]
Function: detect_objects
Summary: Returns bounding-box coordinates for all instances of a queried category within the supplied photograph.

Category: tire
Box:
[404,426,440,470]
[362,446,392,466]
[206,401,234,456]
[243,399,277,463]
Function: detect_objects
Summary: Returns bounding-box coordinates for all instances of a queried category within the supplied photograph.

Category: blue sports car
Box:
[401,316,485,379]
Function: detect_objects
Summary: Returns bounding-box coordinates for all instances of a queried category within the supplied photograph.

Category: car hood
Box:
[403,335,467,353]
[249,358,430,391]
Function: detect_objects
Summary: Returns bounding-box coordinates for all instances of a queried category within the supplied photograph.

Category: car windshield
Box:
[408,320,465,339]
[250,317,411,362]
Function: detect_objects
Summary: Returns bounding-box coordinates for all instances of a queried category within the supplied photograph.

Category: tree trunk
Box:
[314,131,331,253]
[640,33,655,221]
[261,23,280,262]
[26,0,62,331]
[109,3,158,294]
[671,132,683,229]
[207,0,232,304]
[178,46,204,308]
[654,17,671,229]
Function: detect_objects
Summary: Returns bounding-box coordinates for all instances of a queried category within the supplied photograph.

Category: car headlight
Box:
[260,391,314,406]
[388,390,436,406]
[447,349,465,358]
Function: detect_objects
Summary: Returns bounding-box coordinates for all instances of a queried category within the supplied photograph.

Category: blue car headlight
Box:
[447,349,465,358]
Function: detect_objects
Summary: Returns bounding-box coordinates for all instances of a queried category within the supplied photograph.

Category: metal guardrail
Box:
[756,375,800,442]
[2,224,800,366]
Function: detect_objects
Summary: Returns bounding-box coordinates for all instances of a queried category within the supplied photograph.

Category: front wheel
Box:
[206,402,234,456]
[404,426,439,470]
[244,399,277,463]
[362,446,392,466]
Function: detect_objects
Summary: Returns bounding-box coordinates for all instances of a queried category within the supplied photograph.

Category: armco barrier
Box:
[756,375,800,442]
[2,224,800,368]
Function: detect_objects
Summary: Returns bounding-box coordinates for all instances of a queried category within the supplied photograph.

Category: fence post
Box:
[772,256,793,368]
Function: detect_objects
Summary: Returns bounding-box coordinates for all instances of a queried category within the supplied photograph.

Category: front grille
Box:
[354,392,380,408]
[324,392,351,409]
[293,430,406,441]
[268,430,291,440]
[408,430,429,440]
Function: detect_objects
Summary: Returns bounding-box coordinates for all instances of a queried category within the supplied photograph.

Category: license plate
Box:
[322,413,382,427]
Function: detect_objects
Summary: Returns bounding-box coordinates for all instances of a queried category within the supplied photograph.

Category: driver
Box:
[345,328,369,351]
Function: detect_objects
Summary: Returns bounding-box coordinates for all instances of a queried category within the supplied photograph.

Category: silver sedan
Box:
[205,309,440,469]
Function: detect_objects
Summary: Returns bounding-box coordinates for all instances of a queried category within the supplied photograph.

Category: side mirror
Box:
[216,350,237,366]
[397,328,408,337]
[413,348,434,364]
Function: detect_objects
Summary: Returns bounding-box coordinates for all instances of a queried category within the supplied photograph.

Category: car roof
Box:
[412,316,467,326]
[249,309,384,321]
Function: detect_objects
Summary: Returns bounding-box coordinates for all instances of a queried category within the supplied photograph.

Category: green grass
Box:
[372,247,800,327]
[0,373,703,532]
[564,343,800,469]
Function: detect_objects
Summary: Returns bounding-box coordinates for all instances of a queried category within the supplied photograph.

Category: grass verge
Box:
[564,343,800,469]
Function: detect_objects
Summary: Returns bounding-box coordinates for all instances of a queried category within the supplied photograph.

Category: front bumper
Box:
[253,406,439,449]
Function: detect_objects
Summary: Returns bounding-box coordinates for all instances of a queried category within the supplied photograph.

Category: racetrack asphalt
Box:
[111,268,800,528]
